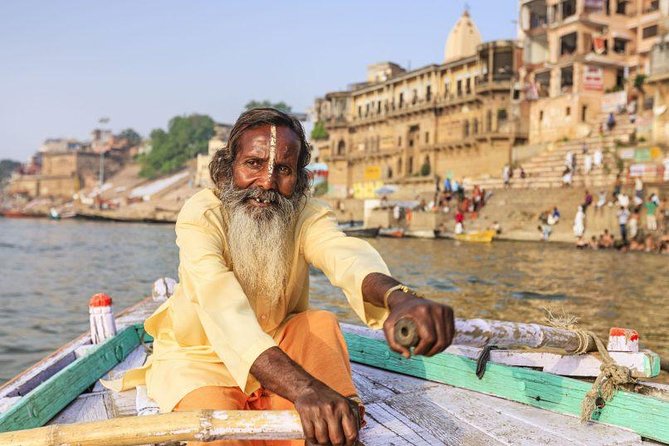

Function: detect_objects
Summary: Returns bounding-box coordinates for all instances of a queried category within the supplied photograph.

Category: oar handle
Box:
[394,318,419,348]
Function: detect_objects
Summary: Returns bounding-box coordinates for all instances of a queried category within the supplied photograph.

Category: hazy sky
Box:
[0,0,518,161]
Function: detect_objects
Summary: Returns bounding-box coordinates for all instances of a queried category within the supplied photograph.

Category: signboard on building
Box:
[583,66,604,91]
[363,166,382,181]
[601,91,627,114]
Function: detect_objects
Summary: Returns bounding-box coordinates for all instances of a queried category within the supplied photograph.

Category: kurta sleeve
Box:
[303,206,390,329]
[176,211,277,393]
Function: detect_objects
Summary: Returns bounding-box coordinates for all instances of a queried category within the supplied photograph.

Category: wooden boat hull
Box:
[454,229,496,243]
[379,227,405,238]
[405,229,436,239]
[342,227,380,238]
[1,297,667,445]
[0,210,45,218]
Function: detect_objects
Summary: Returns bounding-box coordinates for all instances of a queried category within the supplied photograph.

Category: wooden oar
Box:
[0,410,303,446]
[394,317,596,352]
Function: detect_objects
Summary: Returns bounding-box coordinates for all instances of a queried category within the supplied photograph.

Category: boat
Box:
[0,287,668,445]
[454,229,496,243]
[0,209,45,219]
[341,226,380,238]
[404,229,437,239]
[379,227,405,238]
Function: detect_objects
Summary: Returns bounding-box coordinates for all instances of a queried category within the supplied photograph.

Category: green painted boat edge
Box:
[0,325,142,432]
[343,331,669,444]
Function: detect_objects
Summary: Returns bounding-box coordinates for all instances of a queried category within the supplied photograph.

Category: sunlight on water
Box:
[1,219,667,384]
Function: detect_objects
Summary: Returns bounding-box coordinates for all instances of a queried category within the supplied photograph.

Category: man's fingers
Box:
[301,417,316,446]
[412,315,436,356]
[383,318,411,358]
[426,308,447,356]
[341,406,360,446]
[313,417,330,445]
[326,411,347,446]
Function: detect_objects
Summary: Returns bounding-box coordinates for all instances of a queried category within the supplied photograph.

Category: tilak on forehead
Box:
[268,124,277,179]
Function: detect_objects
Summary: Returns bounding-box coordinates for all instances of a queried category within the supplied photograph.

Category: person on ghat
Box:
[108,108,455,446]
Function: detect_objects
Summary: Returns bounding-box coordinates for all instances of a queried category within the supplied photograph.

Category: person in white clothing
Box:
[584,154,593,175]
[573,206,585,238]
[593,149,603,168]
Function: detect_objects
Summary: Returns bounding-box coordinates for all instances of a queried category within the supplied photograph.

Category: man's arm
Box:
[362,272,455,359]
[250,347,358,446]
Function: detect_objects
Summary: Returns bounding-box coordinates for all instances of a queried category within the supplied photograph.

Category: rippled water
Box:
[1,218,667,384]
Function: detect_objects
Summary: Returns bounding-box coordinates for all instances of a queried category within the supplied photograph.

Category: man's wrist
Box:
[386,290,421,310]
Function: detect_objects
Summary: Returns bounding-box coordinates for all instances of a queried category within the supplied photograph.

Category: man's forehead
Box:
[240,125,299,155]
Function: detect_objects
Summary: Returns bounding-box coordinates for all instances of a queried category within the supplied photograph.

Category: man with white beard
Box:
[111,108,455,446]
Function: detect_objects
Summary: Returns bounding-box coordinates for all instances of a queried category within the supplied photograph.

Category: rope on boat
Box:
[544,310,637,422]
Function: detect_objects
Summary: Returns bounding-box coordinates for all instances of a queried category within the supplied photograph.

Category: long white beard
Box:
[223,190,297,305]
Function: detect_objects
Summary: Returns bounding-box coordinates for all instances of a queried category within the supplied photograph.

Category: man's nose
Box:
[256,167,278,190]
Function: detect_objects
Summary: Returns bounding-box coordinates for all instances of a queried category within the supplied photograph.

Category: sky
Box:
[0,0,518,161]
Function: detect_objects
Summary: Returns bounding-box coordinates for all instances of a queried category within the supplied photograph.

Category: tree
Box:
[140,114,215,178]
[310,121,329,141]
[118,128,142,146]
[0,159,21,183]
[245,100,292,114]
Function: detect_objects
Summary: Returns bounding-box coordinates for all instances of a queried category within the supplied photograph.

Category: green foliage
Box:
[634,74,646,90]
[420,163,431,176]
[313,181,328,197]
[0,159,21,183]
[118,128,142,146]
[638,136,647,143]
[140,114,214,179]
[311,121,329,141]
[245,100,292,113]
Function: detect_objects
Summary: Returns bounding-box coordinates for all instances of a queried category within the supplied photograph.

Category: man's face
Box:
[232,124,300,206]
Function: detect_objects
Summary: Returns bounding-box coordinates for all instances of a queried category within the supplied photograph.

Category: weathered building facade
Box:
[314,11,529,198]
[520,0,668,143]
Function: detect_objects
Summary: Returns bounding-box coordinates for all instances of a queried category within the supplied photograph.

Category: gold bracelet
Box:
[383,284,418,309]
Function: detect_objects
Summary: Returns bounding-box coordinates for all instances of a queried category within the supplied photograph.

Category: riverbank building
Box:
[312,10,529,198]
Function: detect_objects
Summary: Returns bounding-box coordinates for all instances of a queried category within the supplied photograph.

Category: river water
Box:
[1,218,667,384]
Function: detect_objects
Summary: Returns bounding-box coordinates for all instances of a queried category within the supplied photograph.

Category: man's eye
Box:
[246,160,261,168]
[278,166,292,175]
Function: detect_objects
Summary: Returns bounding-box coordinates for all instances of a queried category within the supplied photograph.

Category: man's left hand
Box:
[383,292,455,358]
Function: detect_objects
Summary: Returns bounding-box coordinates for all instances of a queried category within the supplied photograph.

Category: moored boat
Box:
[0,287,667,445]
[379,227,405,238]
[454,229,496,243]
[0,209,46,219]
[342,226,380,238]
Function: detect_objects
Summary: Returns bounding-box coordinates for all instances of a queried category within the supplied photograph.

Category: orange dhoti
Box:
[174,310,359,446]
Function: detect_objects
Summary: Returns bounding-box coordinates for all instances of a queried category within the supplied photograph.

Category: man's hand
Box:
[361,272,455,359]
[383,291,455,358]
[294,381,359,446]
[250,347,359,446]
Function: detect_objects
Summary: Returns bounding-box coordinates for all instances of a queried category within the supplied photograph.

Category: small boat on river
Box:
[439,229,497,243]
[0,287,668,445]
[0,209,46,219]
[379,227,405,238]
[341,226,380,238]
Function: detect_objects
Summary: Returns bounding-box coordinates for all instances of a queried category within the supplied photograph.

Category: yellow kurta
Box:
[106,189,390,412]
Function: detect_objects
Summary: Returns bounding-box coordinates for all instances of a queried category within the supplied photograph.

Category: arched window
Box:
[337,140,346,156]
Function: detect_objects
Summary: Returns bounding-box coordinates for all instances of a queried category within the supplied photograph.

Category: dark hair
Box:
[209,107,312,199]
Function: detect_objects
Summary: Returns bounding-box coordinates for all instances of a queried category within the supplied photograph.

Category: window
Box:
[473,119,479,134]
[562,0,576,18]
[616,68,625,88]
[399,93,404,108]
[463,120,470,137]
[566,107,571,116]
[497,109,508,122]
[581,105,587,122]
[643,25,658,39]
[613,38,628,54]
[466,78,471,95]
[377,101,381,114]
[487,110,493,131]
[398,158,403,175]
[398,136,402,147]
[425,132,429,143]
[539,110,544,122]
[560,66,574,92]
[358,106,362,117]
[457,80,463,96]
[426,85,432,101]
[408,156,414,174]
[615,0,627,14]
[560,32,577,56]
[337,140,346,156]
